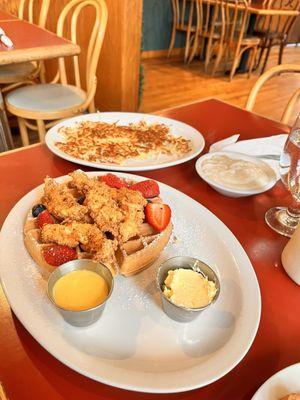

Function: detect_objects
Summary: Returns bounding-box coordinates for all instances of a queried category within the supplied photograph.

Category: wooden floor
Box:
[139,46,300,125]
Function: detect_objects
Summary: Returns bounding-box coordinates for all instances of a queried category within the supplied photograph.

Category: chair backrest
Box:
[54,0,107,101]
[223,0,250,46]
[18,0,50,27]
[245,64,300,124]
[172,0,196,29]
[194,0,224,38]
[255,0,300,37]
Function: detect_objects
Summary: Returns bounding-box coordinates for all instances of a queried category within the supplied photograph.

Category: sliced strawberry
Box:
[145,203,171,232]
[37,210,54,229]
[100,173,127,189]
[43,245,77,266]
[131,180,160,198]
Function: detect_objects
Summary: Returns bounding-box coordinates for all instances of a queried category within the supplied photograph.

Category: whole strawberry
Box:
[43,245,77,266]
[100,173,128,189]
[130,180,160,198]
[37,210,54,229]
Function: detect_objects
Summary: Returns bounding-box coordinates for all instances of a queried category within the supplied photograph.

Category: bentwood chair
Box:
[223,0,260,81]
[0,0,50,91]
[168,0,198,63]
[187,0,226,74]
[246,64,300,124]
[5,0,108,146]
[254,0,300,74]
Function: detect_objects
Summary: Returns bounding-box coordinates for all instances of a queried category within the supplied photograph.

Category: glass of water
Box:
[265,113,300,237]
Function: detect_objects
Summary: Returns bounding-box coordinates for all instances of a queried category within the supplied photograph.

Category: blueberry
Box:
[77,196,85,205]
[32,204,46,217]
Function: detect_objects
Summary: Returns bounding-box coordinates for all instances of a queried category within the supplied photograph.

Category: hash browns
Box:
[55,120,192,164]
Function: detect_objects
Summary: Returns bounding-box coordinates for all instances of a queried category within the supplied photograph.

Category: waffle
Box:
[23,173,173,278]
[24,212,172,278]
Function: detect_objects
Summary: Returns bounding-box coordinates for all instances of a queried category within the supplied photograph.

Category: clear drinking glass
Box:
[265,113,300,237]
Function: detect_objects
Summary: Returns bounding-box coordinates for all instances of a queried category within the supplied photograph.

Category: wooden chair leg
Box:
[229,45,242,81]
[248,47,257,78]
[278,40,285,65]
[168,1,177,58]
[36,119,46,143]
[261,40,272,75]
[212,44,224,76]
[224,44,231,71]
[205,39,215,72]
[17,117,30,147]
[188,34,199,64]
[256,46,265,69]
[88,99,96,113]
[184,32,192,63]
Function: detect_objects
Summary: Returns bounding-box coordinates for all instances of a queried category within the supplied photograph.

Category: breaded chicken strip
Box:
[84,183,124,237]
[41,222,117,264]
[42,177,89,222]
[85,182,146,242]
[117,187,147,242]
[68,170,97,195]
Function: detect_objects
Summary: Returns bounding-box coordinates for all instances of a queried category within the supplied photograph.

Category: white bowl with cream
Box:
[195,151,277,198]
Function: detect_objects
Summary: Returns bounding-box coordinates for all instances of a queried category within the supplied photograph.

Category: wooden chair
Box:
[223,0,260,81]
[0,0,50,91]
[187,0,226,75]
[5,0,108,146]
[254,0,300,74]
[168,0,199,63]
[245,64,300,124]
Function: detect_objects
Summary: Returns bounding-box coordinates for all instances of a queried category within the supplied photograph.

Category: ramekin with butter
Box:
[163,268,217,308]
[157,257,220,323]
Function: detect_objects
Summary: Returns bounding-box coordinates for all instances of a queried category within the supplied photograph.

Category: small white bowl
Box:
[195,151,277,198]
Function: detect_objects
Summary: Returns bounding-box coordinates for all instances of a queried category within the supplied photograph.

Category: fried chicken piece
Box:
[68,170,97,195]
[117,187,147,242]
[84,183,124,237]
[41,222,117,264]
[85,183,146,242]
[42,177,89,222]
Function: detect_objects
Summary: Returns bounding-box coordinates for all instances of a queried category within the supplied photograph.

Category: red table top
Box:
[0,19,80,65]
[0,99,299,400]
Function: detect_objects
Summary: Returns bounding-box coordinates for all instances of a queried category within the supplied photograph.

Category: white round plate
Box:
[45,112,205,171]
[252,363,300,400]
[0,172,261,393]
[195,151,277,198]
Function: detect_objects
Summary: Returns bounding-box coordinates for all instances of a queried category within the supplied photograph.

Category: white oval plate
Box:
[252,363,300,400]
[45,112,205,171]
[0,172,261,393]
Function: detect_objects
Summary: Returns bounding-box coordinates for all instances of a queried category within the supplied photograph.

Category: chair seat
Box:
[6,83,86,117]
[254,30,286,40]
[0,62,37,84]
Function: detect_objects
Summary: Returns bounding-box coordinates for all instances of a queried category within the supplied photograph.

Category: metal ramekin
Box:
[156,256,220,323]
[47,259,114,327]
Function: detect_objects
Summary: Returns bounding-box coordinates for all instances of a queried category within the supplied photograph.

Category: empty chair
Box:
[254,0,300,74]
[0,0,50,91]
[223,0,260,81]
[5,0,108,146]
[168,0,199,63]
[245,64,300,124]
[187,0,226,74]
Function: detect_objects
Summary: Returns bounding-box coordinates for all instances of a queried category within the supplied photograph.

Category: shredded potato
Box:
[55,121,192,164]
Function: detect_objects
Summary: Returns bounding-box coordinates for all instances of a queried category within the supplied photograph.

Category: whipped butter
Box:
[202,155,272,190]
[163,268,217,308]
